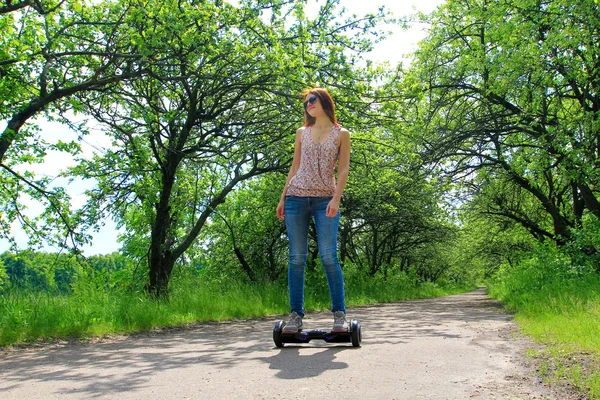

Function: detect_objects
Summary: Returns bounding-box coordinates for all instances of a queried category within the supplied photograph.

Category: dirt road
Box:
[0,288,569,399]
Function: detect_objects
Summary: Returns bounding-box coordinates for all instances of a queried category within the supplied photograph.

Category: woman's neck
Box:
[313,116,333,130]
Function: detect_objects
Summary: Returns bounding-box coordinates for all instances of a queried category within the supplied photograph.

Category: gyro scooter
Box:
[273,319,362,348]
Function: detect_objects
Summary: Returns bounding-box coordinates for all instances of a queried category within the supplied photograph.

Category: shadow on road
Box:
[0,320,271,397]
[0,288,511,397]
[264,347,350,379]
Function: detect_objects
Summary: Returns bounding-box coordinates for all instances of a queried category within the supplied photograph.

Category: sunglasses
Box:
[303,95,318,110]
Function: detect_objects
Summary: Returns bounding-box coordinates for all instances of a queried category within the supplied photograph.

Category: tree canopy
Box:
[1,0,598,296]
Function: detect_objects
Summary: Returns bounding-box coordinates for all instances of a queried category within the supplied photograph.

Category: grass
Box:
[489,270,600,399]
[0,273,474,348]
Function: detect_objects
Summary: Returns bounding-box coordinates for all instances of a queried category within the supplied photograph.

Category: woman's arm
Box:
[326,128,350,217]
[276,128,304,220]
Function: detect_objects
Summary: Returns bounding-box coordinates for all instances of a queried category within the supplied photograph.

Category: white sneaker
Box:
[282,312,303,333]
[332,311,348,332]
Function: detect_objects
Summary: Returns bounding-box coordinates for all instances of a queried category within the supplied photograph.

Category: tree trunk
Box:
[234,247,257,282]
[399,256,410,272]
[1,105,42,163]
[148,254,175,298]
[579,183,600,220]
[268,239,278,282]
[572,183,585,226]
[307,245,319,273]
[339,222,349,266]
[503,165,573,244]
[370,228,378,276]
[147,155,179,297]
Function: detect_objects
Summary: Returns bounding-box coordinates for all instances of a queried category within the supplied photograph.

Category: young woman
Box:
[276,88,351,333]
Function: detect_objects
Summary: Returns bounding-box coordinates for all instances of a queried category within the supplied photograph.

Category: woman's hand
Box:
[326,198,340,217]
[276,199,285,220]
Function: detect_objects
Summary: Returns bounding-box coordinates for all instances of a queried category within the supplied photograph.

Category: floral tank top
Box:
[287,124,341,197]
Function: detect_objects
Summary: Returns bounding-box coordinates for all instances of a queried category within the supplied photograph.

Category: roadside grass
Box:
[0,272,474,348]
[489,270,600,399]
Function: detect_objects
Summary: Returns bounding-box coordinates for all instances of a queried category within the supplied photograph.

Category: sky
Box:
[0,0,446,255]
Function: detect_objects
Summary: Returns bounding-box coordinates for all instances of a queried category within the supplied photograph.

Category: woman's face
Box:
[304,93,323,117]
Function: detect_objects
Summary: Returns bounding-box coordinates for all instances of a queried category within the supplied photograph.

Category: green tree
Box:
[0,0,148,250]
[200,174,288,283]
[1,250,55,290]
[0,0,146,161]
[341,128,455,279]
[404,0,600,245]
[0,256,7,292]
[72,0,388,296]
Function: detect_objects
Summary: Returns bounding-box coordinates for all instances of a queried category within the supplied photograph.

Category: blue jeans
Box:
[284,196,346,317]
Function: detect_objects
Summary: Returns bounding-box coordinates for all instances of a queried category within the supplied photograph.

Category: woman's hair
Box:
[301,87,338,127]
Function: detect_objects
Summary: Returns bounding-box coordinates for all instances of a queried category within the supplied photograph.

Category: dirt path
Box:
[0,288,572,399]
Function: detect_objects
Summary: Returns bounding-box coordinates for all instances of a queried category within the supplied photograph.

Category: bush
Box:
[488,238,600,399]
[488,240,595,311]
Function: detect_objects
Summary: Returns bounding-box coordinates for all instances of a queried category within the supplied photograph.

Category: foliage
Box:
[199,174,288,283]
[404,3,600,394]
[0,257,7,291]
[1,1,599,394]
[488,240,600,398]
[569,212,600,271]
[2,0,469,297]
[0,0,148,250]
[404,0,600,245]
[0,258,472,347]
[198,123,464,287]
[0,251,134,294]
[340,127,456,278]
[63,0,390,295]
